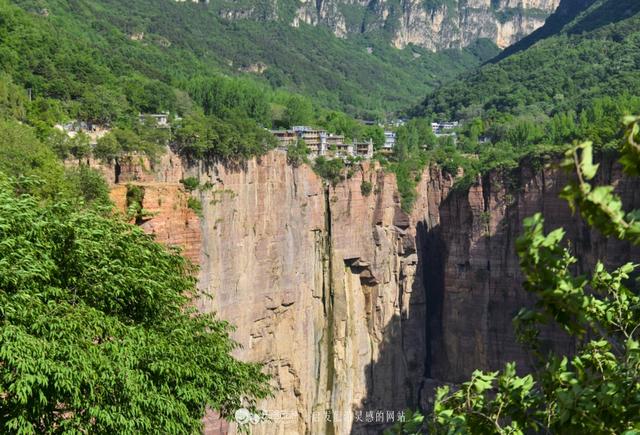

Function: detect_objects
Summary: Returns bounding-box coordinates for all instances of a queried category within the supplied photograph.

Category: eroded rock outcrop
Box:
[99,150,639,434]
[216,0,560,50]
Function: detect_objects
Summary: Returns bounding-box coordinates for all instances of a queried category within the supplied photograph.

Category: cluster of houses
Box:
[57,111,460,162]
[269,120,459,160]
[55,121,110,145]
[271,126,375,159]
[139,112,172,128]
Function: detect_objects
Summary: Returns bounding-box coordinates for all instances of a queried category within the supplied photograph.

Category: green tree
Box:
[65,165,112,205]
[0,176,270,434]
[187,77,270,125]
[313,156,345,185]
[94,133,122,163]
[173,113,274,161]
[365,125,385,150]
[320,111,364,139]
[429,117,640,434]
[0,119,66,199]
[77,86,129,125]
[68,132,92,161]
[94,128,164,164]
[287,139,309,167]
[395,118,437,157]
[0,73,27,120]
[284,95,314,127]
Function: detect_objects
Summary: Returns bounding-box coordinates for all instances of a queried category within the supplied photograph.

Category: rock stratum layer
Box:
[101,150,639,434]
[215,0,560,50]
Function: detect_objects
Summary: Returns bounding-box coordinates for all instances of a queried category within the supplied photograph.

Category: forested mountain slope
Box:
[493,0,598,60]
[414,0,640,120]
[6,0,501,117]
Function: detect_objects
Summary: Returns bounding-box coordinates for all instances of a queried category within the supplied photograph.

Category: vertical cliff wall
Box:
[102,150,640,434]
[215,0,560,50]
[187,154,455,434]
[427,161,640,382]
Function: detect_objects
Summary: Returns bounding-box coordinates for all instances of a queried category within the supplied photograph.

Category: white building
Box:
[271,126,375,160]
[383,131,396,151]
[431,121,459,136]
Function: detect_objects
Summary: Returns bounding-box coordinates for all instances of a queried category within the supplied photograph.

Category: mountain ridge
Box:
[210,0,561,51]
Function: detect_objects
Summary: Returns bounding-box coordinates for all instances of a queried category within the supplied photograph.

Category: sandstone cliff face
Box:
[217,0,560,50]
[100,150,639,434]
[189,155,455,434]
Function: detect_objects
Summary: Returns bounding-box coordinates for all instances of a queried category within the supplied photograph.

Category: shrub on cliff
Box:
[286,139,310,167]
[0,119,111,205]
[0,177,270,433]
[313,156,345,185]
[360,180,373,196]
[428,118,640,433]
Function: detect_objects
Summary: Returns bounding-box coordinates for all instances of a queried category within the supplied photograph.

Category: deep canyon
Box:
[100,150,639,434]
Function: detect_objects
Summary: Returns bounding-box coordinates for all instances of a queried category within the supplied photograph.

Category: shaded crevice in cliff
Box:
[316,182,337,435]
[419,220,445,380]
[114,159,121,184]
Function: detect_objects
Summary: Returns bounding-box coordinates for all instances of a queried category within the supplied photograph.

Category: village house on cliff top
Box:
[270,126,374,159]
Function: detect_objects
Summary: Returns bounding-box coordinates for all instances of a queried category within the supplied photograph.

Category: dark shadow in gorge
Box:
[349,218,442,435]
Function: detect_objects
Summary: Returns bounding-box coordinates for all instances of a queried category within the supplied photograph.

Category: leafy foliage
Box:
[187,196,203,217]
[360,180,373,196]
[94,124,169,164]
[0,177,270,433]
[283,95,314,128]
[384,409,424,435]
[180,177,200,192]
[65,165,112,206]
[383,119,468,212]
[172,113,276,162]
[286,139,310,167]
